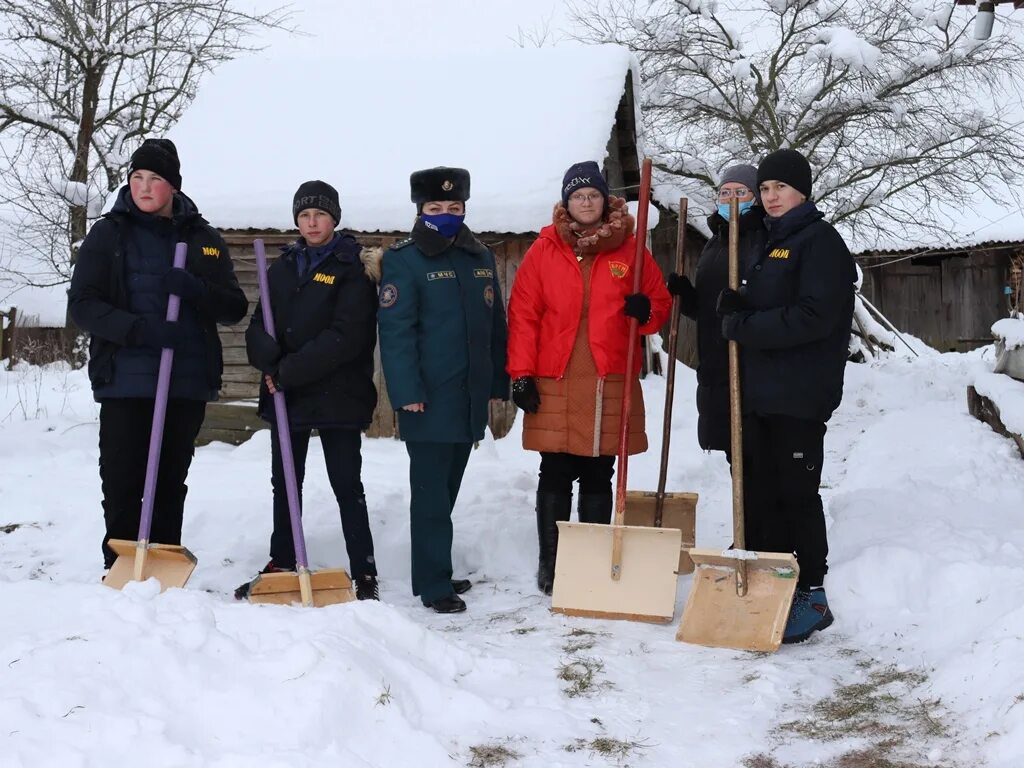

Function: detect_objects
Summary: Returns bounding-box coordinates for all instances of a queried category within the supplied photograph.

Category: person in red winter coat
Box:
[506,161,671,595]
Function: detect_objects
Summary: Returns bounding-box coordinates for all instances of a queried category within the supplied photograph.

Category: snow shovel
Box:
[622,196,697,574]
[676,198,799,652]
[245,239,354,608]
[105,242,198,592]
[551,158,683,624]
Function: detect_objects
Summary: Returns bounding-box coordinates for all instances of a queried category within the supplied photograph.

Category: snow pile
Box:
[164,44,638,234]
[992,316,1024,350]
[3,347,1024,765]
[973,370,1024,435]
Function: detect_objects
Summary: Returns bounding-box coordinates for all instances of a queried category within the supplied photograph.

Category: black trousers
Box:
[99,398,206,568]
[742,413,828,589]
[270,427,376,579]
[405,441,473,603]
[537,452,615,495]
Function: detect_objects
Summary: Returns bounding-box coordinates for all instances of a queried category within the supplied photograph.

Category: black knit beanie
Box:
[561,161,609,206]
[757,149,812,199]
[128,139,182,190]
[293,180,341,226]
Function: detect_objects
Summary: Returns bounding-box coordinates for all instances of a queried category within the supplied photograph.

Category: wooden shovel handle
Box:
[612,157,653,579]
[654,197,688,527]
[727,197,748,596]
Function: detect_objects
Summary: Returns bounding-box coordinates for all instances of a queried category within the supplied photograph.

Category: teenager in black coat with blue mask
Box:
[668,164,767,453]
[718,149,856,644]
[235,181,381,602]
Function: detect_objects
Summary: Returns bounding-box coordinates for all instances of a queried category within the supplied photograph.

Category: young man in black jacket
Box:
[719,148,857,644]
[236,181,381,601]
[68,138,249,571]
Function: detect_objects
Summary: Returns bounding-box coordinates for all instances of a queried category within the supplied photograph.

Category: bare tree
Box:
[0,0,291,286]
[569,0,1024,244]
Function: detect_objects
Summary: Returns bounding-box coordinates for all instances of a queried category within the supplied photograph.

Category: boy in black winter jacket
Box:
[68,138,249,570]
[719,148,857,645]
[236,180,381,601]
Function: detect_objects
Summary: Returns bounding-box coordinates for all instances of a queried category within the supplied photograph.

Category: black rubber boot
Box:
[536,491,572,595]
[577,493,613,525]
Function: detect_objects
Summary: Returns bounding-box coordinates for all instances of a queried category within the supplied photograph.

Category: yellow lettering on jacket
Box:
[312,272,336,285]
[202,246,220,258]
[768,248,790,260]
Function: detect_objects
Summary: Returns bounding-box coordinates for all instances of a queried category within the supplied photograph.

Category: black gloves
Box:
[667,272,698,317]
[163,267,207,302]
[715,288,746,318]
[248,329,282,373]
[667,272,696,301]
[131,318,184,350]
[512,376,540,414]
[623,292,652,323]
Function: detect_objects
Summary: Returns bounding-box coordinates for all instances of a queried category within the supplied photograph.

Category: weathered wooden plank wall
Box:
[858,247,1017,352]
[650,207,709,369]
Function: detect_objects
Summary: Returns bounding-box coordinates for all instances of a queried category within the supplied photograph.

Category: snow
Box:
[808,27,881,71]
[162,43,638,235]
[992,317,1024,350]
[3,346,1024,765]
[973,370,1024,436]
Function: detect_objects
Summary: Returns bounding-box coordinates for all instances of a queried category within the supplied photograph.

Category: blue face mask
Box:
[718,200,755,220]
[421,213,465,238]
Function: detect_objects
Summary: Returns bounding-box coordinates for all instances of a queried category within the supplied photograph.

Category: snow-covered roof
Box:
[166,43,639,234]
[852,196,1024,255]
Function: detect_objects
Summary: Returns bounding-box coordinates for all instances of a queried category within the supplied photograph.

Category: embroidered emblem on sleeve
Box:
[483,284,494,307]
[379,283,399,308]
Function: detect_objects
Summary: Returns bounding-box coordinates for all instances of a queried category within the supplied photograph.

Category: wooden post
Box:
[1,307,16,370]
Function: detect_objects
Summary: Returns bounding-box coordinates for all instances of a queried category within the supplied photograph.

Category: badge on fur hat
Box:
[442,180,454,192]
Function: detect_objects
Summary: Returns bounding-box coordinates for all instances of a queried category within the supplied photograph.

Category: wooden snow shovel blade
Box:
[621,491,697,574]
[676,197,798,652]
[550,158,682,624]
[677,549,798,651]
[104,242,196,593]
[552,521,682,623]
[103,540,197,592]
[247,567,354,607]
[621,197,698,574]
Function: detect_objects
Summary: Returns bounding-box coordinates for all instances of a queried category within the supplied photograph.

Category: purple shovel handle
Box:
[254,239,309,570]
[137,242,188,543]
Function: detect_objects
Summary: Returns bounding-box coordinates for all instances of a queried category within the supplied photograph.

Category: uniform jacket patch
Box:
[379,283,399,308]
[608,261,629,278]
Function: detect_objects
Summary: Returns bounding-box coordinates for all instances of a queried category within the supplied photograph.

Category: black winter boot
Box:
[536,491,572,595]
[577,493,613,525]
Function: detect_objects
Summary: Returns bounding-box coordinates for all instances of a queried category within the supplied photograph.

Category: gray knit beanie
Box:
[719,164,760,204]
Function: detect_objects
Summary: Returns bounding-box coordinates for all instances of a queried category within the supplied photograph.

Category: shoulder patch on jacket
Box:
[379,283,399,308]
[389,238,414,251]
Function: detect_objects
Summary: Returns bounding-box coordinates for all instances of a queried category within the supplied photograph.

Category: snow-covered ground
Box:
[2,345,1023,767]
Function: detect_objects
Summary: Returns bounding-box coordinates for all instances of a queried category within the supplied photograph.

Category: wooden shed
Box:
[856,241,1023,352]
[164,45,647,443]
